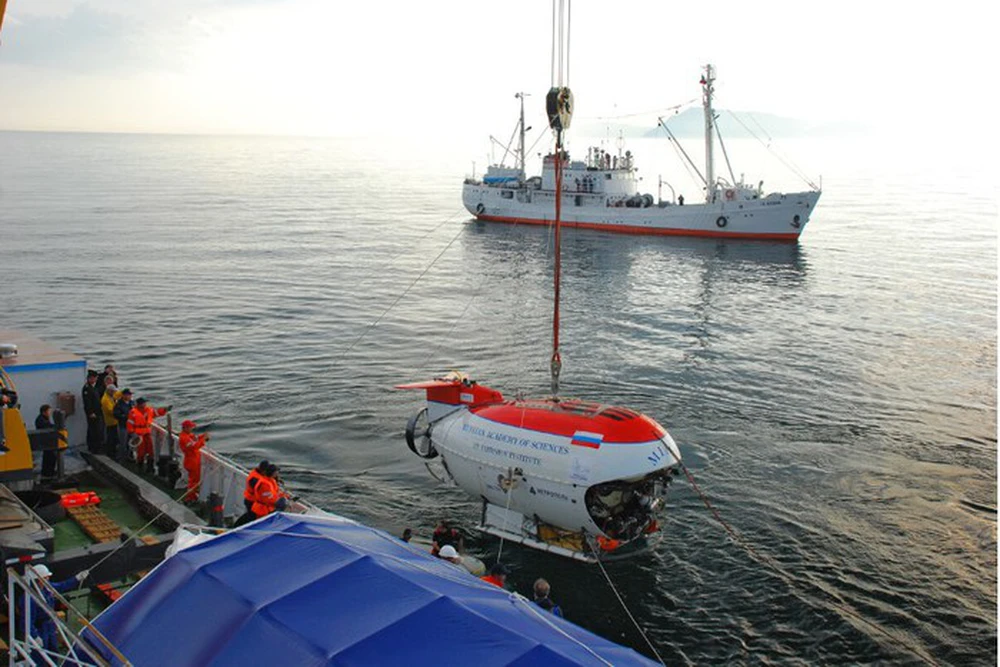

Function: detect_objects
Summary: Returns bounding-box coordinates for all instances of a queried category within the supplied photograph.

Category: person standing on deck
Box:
[81,370,104,453]
[178,419,209,502]
[112,389,134,462]
[101,385,120,458]
[24,564,89,656]
[432,519,463,556]
[242,460,270,512]
[249,463,287,518]
[35,404,58,478]
[127,397,169,471]
[96,364,117,396]
[481,563,509,588]
[233,461,274,527]
[532,578,563,617]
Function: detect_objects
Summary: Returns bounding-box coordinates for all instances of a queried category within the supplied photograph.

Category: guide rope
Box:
[588,538,666,665]
[71,473,207,591]
[494,467,516,565]
[678,460,939,665]
[334,211,469,364]
[416,213,525,374]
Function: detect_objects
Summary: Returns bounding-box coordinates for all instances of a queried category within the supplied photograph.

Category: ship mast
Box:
[515,92,529,175]
[701,64,716,203]
[547,0,573,397]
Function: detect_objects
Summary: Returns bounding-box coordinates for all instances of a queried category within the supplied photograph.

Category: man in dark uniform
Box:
[35,404,58,478]
[81,370,103,453]
[432,519,463,556]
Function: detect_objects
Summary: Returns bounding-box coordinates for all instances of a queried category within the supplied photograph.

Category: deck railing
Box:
[6,566,127,666]
[148,421,319,523]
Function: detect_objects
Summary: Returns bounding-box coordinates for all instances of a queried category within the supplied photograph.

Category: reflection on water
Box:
[0,131,995,665]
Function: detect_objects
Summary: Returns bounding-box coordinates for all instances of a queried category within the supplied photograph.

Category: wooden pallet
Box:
[60,490,122,544]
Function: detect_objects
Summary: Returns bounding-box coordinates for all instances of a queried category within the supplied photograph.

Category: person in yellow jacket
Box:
[101,385,121,459]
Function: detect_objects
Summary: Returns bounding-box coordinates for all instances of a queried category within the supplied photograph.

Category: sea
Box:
[0,129,995,665]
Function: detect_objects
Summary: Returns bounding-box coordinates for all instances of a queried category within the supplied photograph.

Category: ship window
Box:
[501,190,514,199]
[605,174,611,180]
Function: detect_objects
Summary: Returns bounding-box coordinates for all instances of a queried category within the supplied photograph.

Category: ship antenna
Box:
[547,0,573,397]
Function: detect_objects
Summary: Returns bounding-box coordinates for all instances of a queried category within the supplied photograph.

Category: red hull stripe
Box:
[477,213,800,241]
[472,402,665,444]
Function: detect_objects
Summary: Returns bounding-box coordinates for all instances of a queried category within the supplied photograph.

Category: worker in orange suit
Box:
[480,562,509,588]
[250,463,288,519]
[178,419,210,502]
[127,397,169,471]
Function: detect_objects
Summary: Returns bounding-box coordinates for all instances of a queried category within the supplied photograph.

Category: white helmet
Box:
[29,564,52,579]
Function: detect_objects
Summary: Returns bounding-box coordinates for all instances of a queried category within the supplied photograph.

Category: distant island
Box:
[575,107,865,140]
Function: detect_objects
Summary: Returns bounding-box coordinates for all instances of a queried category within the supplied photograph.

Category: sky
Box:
[0,0,997,139]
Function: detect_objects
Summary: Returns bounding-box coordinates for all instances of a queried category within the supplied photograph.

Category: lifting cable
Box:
[677,460,938,666]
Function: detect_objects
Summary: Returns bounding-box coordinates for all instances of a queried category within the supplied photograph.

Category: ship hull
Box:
[463,183,821,240]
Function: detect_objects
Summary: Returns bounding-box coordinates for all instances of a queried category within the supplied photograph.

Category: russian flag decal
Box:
[570,431,603,449]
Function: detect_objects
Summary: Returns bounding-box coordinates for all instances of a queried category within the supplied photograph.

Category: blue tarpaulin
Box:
[87,513,658,666]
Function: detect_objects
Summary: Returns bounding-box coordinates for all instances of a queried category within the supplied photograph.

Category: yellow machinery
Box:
[0,368,36,481]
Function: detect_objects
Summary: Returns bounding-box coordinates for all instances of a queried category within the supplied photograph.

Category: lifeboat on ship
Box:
[398,372,681,562]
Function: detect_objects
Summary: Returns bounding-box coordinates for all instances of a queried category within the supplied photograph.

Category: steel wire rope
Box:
[655,121,705,191]
[69,471,210,593]
[414,214,525,375]
[676,460,939,666]
[329,211,470,366]
[715,102,819,190]
[587,537,667,666]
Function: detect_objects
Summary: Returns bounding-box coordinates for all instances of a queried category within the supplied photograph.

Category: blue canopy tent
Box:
[86,513,658,666]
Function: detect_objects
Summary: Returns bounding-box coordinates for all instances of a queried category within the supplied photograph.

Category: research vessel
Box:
[462,65,821,240]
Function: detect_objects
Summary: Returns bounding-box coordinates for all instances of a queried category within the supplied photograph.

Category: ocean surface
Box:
[0,129,995,665]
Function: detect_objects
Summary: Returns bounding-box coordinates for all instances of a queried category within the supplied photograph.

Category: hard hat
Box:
[439,545,459,559]
[181,420,196,429]
[31,564,53,579]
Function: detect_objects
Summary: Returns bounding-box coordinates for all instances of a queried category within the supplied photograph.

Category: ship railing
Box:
[149,419,177,463]
[148,421,320,523]
[6,566,128,666]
